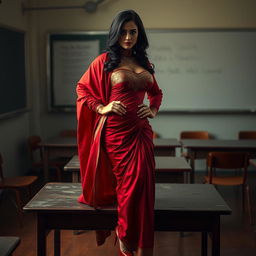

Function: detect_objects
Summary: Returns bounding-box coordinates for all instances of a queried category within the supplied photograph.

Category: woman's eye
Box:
[120,30,126,36]
[130,30,137,35]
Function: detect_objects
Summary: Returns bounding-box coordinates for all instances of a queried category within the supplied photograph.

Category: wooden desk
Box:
[63,155,80,182]
[24,183,231,256]
[41,137,180,181]
[40,137,77,181]
[0,236,20,256]
[181,139,256,182]
[153,138,181,156]
[155,156,192,183]
[64,155,191,183]
[249,159,256,167]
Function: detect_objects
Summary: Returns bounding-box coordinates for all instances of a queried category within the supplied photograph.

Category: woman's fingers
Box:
[138,111,150,118]
[113,106,126,115]
[115,101,126,108]
[137,104,147,114]
[137,104,154,118]
[137,104,149,117]
[112,101,126,115]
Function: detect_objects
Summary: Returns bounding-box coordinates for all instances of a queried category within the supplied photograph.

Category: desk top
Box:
[39,137,77,147]
[155,157,191,172]
[40,137,180,148]
[64,155,80,170]
[24,183,231,215]
[64,155,191,173]
[0,236,20,256]
[181,139,256,150]
[153,138,181,148]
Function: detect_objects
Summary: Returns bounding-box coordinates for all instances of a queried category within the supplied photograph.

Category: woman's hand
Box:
[137,104,157,119]
[97,101,126,115]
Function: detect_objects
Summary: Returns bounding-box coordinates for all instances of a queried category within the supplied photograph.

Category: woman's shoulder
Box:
[93,52,109,63]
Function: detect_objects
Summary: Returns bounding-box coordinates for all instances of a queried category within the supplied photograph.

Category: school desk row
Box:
[39,137,256,182]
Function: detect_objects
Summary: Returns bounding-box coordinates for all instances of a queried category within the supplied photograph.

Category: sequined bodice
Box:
[108,68,153,121]
[111,68,153,90]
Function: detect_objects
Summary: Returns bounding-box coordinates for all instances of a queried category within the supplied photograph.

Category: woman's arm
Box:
[96,101,126,115]
[137,75,163,118]
[147,75,163,112]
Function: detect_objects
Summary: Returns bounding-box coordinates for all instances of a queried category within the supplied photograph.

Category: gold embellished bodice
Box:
[111,68,153,91]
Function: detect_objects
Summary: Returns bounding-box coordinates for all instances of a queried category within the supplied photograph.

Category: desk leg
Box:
[37,215,46,256]
[201,232,208,256]
[54,229,61,256]
[42,146,49,182]
[212,216,220,256]
[190,151,195,183]
[72,172,79,183]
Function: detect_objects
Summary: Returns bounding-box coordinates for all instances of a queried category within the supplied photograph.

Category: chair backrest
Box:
[0,153,4,180]
[27,136,42,163]
[207,152,249,184]
[180,131,209,140]
[59,129,77,137]
[238,131,256,139]
[153,131,160,139]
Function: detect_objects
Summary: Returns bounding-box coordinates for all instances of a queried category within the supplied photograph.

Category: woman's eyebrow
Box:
[122,29,137,31]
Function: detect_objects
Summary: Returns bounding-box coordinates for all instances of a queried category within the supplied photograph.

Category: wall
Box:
[1,0,256,175]
[27,0,256,142]
[0,0,31,176]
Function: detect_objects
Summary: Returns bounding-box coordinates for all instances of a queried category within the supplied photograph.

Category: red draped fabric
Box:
[76,52,162,249]
[76,53,116,208]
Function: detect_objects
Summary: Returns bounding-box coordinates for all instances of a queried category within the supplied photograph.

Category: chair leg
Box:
[56,167,62,181]
[28,186,32,198]
[242,185,245,212]
[13,189,23,227]
[243,184,254,225]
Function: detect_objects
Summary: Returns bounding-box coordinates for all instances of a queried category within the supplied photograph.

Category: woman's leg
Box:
[136,247,153,256]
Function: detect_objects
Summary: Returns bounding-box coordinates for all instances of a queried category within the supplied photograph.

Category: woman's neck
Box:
[121,49,133,57]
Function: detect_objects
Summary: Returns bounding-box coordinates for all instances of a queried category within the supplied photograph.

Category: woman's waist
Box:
[109,94,144,106]
[106,112,150,126]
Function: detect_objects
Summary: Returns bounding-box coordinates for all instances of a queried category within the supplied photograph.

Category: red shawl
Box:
[76,52,117,208]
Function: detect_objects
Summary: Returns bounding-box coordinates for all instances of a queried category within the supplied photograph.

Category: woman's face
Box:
[118,21,138,50]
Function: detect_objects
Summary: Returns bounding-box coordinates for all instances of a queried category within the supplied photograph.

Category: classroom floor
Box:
[0,171,256,256]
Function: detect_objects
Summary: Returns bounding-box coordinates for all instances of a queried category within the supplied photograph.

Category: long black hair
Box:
[104,10,154,74]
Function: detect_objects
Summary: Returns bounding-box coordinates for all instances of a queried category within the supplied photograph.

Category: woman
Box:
[76,10,162,256]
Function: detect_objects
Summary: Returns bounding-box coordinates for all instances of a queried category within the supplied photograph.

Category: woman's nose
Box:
[125,32,131,40]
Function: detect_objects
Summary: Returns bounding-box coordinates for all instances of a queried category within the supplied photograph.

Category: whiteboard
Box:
[47,32,107,111]
[53,40,100,106]
[147,30,256,112]
[48,30,256,113]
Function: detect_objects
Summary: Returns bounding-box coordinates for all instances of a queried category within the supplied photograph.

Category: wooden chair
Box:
[180,131,210,164]
[0,153,37,226]
[238,131,256,139]
[59,129,77,137]
[239,131,256,159]
[153,131,160,139]
[27,135,64,181]
[204,152,253,224]
[180,131,209,140]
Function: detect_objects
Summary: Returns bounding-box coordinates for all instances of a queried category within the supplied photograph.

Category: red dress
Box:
[76,53,162,249]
